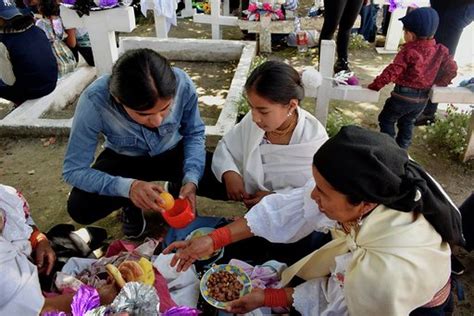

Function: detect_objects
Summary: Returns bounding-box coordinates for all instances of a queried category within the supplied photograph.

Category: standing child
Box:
[210,61,328,208]
[368,7,457,149]
[0,0,57,105]
[36,0,76,77]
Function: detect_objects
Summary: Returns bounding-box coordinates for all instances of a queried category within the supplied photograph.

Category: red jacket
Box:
[368,39,457,91]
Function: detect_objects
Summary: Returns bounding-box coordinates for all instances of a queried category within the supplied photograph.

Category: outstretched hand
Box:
[226,288,265,314]
[162,235,214,272]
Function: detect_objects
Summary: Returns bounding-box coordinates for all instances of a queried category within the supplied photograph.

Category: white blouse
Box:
[244,179,350,315]
[212,107,328,195]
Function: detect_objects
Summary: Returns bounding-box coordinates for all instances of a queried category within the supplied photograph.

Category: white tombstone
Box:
[193,0,238,39]
[376,0,430,54]
[238,17,319,53]
[316,40,380,126]
[0,66,96,133]
[180,0,195,18]
[141,0,177,38]
[119,37,257,136]
[61,6,136,75]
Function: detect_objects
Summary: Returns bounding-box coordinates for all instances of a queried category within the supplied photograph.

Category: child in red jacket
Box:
[368,7,457,149]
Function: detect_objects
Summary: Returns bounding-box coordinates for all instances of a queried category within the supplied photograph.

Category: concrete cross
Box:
[193,0,238,39]
[315,40,380,126]
[141,0,177,38]
[376,0,430,54]
[180,0,195,18]
[61,6,136,75]
[238,17,318,53]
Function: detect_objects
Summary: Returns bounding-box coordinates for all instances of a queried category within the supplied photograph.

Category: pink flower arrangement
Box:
[244,1,286,21]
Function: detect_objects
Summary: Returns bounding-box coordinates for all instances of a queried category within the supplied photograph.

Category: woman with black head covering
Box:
[164,125,462,315]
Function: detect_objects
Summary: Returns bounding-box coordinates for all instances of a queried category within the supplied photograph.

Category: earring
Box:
[356,213,364,227]
[287,112,292,117]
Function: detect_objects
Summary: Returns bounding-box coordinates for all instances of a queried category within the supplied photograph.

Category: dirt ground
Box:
[0,1,473,314]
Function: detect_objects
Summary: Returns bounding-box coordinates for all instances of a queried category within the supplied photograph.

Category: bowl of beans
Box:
[200,264,252,309]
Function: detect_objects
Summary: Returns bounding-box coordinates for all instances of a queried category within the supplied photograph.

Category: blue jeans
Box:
[378,86,429,149]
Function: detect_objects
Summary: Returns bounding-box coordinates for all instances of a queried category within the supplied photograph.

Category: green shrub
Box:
[326,108,356,137]
[348,34,371,50]
[423,105,470,160]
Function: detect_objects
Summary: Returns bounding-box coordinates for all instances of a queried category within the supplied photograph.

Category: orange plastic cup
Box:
[162,198,195,229]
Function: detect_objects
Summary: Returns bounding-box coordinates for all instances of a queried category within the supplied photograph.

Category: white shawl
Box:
[0,236,44,315]
[212,107,328,194]
[281,205,451,316]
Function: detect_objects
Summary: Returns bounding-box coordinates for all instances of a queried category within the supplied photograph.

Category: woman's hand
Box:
[35,239,56,275]
[179,182,197,212]
[243,190,273,209]
[129,180,165,212]
[226,288,265,314]
[162,235,214,272]
[223,171,249,201]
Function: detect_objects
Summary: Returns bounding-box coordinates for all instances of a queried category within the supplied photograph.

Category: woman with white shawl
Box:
[211,61,328,208]
[0,184,118,315]
[165,126,462,315]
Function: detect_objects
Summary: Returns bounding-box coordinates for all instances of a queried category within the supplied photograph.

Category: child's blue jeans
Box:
[378,85,430,149]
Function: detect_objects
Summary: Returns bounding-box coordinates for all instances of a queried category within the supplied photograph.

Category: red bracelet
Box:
[208,227,232,251]
[264,288,288,307]
[29,228,48,249]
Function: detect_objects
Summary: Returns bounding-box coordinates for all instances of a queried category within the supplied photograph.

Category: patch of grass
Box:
[326,107,357,137]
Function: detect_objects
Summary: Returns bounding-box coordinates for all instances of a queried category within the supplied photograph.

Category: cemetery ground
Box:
[1,5,473,314]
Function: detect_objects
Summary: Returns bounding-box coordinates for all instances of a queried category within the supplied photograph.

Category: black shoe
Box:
[334,58,350,73]
[415,114,436,126]
[451,255,465,275]
[121,207,146,238]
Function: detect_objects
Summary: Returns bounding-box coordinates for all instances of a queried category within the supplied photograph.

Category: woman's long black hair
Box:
[109,49,177,111]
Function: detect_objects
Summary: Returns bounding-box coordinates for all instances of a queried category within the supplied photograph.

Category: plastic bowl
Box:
[162,198,195,229]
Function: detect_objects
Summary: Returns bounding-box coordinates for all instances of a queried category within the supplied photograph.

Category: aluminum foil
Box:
[162,306,201,315]
[111,282,159,315]
[41,312,67,316]
[84,306,110,316]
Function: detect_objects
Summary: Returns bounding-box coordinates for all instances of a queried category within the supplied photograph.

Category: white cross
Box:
[315,40,380,126]
[193,0,238,39]
[376,0,430,54]
[60,5,136,75]
[141,0,177,38]
[238,17,319,53]
[179,0,195,18]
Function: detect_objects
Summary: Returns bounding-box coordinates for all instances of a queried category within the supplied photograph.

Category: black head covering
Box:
[313,125,464,245]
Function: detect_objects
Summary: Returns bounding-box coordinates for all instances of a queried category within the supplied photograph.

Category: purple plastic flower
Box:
[388,0,399,12]
[41,312,67,316]
[99,0,117,8]
[71,285,100,316]
[163,306,201,315]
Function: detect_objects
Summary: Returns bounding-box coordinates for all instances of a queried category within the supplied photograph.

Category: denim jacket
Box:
[63,68,205,198]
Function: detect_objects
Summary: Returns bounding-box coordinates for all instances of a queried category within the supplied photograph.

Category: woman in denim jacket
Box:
[63,49,208,238]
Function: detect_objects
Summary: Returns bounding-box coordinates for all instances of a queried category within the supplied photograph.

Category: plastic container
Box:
[296,31,309,53]
[162,198,195,229]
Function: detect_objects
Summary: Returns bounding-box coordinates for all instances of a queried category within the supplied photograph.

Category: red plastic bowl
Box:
[162,198,195,229]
